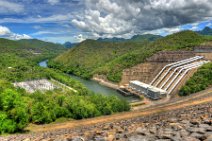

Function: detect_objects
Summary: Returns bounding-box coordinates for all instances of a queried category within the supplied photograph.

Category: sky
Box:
[0,0,212,43]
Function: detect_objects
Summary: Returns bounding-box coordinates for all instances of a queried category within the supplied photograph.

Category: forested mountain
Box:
[0,38,67,81]
[0,38,66,60]
[97,34,162,42]
[49,35,156,79]
[50,31,210,82]
[197,27,212,35]
[130,34,162,42]
[97,37,126,42]
[63,41,78,48]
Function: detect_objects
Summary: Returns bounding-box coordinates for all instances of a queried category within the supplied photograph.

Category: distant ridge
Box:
[130,34,162,42]
[0,38,66,57]
[63,42,78,48]
[97,34,162,42]
[197,27,212,35]
[97,37,126,42]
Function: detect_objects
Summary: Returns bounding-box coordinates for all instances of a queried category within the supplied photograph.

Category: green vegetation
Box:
[49,39,150,79]
[0,80,129,134]
[179,62,212,96]
[49,34,162,80]
[0,38,130,134]
[0,38,66,61]
[51,31,208,82]
[0,38,66,82]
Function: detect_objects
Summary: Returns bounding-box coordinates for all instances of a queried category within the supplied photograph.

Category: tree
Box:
[0,112,16,134]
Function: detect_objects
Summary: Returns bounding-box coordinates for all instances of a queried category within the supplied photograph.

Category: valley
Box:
[39,60,139,102]
[0,1,212,141]
[0,28,211,141]
[0,38,130,135]
[49,30,212,101]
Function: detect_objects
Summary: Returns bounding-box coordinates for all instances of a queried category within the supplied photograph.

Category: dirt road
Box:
[27,88,212,133]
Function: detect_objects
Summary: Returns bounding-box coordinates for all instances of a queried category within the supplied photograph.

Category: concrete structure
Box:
[14,79,56,93]
[129,80,167,100]
[120,51,196,85]
[127,56,209,100]
[150,56,204,86]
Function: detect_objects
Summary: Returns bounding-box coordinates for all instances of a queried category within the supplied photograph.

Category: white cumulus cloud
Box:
[0,25,32,40]
[74,34,86,42]
[0,26,11,35]
[72,0,212,38]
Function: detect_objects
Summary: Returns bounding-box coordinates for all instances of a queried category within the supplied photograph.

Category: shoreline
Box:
[92,77,120,90]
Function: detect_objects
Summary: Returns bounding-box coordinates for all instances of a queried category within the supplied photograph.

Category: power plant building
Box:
[128,80,167,100]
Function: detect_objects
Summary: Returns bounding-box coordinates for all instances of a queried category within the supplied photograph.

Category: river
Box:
[39,60,138,102]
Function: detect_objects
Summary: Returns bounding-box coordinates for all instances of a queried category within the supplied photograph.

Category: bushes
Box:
[45,69,89,95]
[88,94,130,115]
[0,81,130,133]
[0,52,130,133]
[0,112,16,134]
[179,62,212,96]
[0,89,29,133]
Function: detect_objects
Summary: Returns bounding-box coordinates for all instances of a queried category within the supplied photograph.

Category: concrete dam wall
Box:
[120,51,196,85]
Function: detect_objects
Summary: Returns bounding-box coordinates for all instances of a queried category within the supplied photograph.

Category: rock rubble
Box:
[0,103,211,141]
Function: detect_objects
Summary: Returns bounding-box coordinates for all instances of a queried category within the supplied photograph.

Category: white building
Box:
[129,80,167,100]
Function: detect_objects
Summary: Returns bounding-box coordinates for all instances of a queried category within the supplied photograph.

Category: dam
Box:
[127,56,209,100]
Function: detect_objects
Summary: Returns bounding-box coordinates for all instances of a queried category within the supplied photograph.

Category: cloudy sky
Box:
[0,0,212,43]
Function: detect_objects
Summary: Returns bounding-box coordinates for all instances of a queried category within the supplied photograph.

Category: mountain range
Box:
[197,27,212,35]
[49,30,210,82]
[62,27,212,46]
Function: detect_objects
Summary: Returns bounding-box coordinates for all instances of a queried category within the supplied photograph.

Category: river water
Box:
[39,60,138,102]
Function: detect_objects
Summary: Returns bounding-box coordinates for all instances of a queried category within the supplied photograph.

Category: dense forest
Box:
[50,31,210,82]
[179,62,212,96]
[0,80,129,134]
[0,38,130,134]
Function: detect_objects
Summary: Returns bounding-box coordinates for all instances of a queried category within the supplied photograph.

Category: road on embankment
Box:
[27,88,212,133]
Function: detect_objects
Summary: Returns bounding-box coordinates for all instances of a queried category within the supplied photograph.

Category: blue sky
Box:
[0,0,211,43]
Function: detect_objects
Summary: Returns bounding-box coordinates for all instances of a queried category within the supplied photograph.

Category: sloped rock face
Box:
[1,103,211,141]
[147,51,196,62]
[120,51,195,85]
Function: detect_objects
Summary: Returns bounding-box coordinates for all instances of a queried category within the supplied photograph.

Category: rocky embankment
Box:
[1,103,212,141]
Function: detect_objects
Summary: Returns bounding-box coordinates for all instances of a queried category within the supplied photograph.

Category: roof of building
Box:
[130,80,167,95]
[130,80,149,88]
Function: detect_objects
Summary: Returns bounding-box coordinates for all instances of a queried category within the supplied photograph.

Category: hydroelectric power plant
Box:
[126,56,210,100]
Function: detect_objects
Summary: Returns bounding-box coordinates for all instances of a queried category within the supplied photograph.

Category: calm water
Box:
[39,60,48,68]
[39,60,138,102]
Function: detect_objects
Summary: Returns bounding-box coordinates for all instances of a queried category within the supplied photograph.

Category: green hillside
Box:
[130,34,162,42]
[0,38,67,82]
[49,34,161,79]
[96,31,207,82]
[50,39,150,78]
[179,62,212,96]
[51,31,209,82]
[0,38,66,61]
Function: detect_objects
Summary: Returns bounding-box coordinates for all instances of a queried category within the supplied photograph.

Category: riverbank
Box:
[92,76,119,90]
[39,60,139,102]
